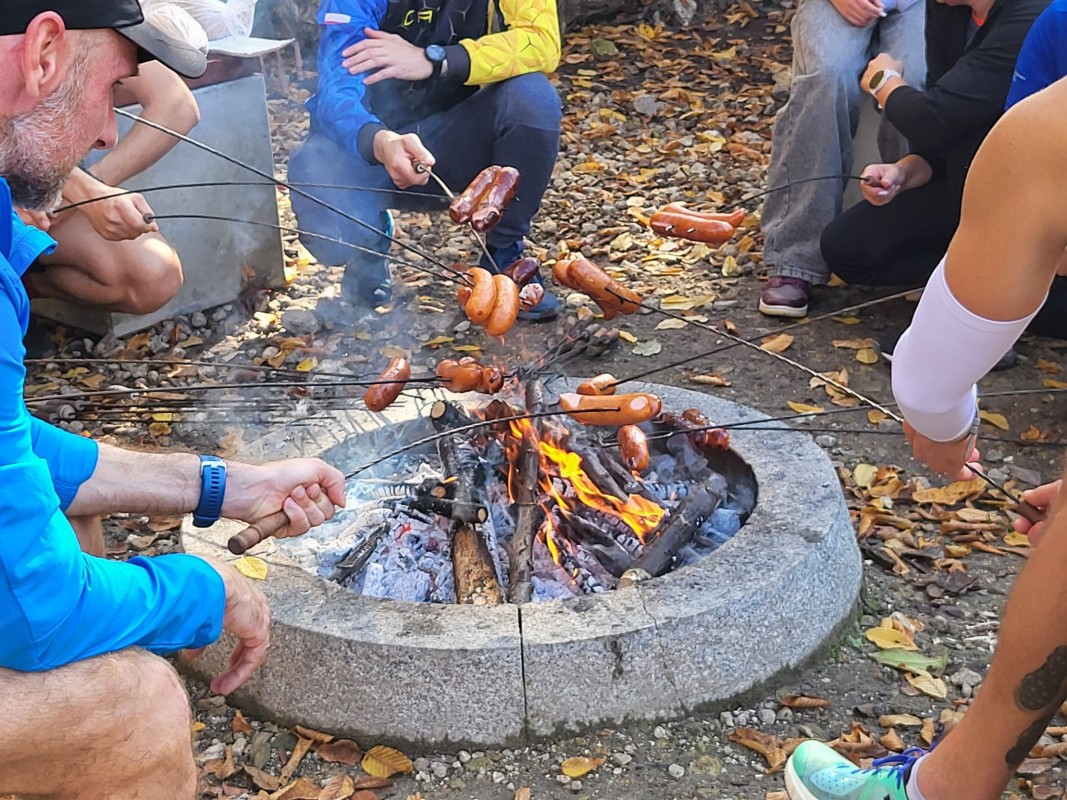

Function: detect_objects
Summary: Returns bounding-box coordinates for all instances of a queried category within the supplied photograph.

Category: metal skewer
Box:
[413,160,502,273]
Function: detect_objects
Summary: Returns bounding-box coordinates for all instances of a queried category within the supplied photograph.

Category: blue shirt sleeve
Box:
[29,417,99,511]
[307,0,391,164]
[1006,1,1067,108]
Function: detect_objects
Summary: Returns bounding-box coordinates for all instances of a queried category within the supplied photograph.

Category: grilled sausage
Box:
[364,356,410,412]
[576,373,618,396]
[479,366,505,394]
[464,267,497,324]
[552,259,578,289]
[484,274,520,336]
[650,210,735,244]
[558,392,662,426]
[662,203,745,228]
[470,166,521,233]
[503,256,540,287]
[457,283,472,305]
[449,166,500,224]
[446,364,484,393]
[519,282,544,311]
[566,258,642,315]
[617,425,650,472]
[436,359,460,380]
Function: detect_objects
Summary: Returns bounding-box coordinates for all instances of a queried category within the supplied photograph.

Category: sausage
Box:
[364,356,410,412]
[519,282,544,311]
[457,283,472,305]
[662,203,745,228]
[470,166,521,233]
[576,373,618,396]
[503,256,540,287]
[552,259,578,289]
[558,392,662,426]
[650,210,735,244]
[464,267,497,324]
[566,258,642,315]
[449,166,500,224]
[436,358,460,380]
[617,425,650,472]
[484,274,521,336]
[659,409,731,450]
[479,365,505,394]
[446,364,483,393]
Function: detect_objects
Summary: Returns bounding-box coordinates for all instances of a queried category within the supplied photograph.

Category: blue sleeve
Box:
[29,416,98,511]
[1006,3,1067,108]
[0,281,225,671]
[308,0,391,164]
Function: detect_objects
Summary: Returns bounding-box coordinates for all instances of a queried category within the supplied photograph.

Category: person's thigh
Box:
[791,0,879,80]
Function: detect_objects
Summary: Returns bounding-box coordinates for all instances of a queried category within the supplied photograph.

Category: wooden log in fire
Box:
[617,484,721,588]
[569,444,630,501]
[507,378,545,604]
[430,400,503,605]
[407,495,489,525]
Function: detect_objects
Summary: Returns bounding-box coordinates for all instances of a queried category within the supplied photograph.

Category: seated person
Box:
[819,0,1051,348]
[758,0,926,318]
[19,60,199,314]
[289,0,562,320]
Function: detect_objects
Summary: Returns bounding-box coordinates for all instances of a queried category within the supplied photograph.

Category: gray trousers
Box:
[761,0,926,284]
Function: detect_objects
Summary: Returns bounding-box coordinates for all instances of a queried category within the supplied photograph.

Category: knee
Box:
[493,74,562,132]
[820,215,876,283]
[123,241,183,314]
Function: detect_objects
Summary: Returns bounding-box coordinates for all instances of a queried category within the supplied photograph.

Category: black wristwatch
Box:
[425,44,447,79]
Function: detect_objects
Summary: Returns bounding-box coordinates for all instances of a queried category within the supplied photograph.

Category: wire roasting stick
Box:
[413,160,501,273]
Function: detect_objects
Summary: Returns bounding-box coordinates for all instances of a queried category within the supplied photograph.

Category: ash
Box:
[278,414,753,604]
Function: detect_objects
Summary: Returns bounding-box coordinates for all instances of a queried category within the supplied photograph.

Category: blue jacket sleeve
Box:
[1005,2,1067,108]
[308,0,391,164]
[29,416,98,511]
[0,287,225,671]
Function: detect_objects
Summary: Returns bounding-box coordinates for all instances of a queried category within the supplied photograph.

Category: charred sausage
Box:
[484,274,520,336]
[464,267,497,324]
[470,166,521,233]
[436,359,460,380]
[503,256,540,287]
[650,210,735,244]
[446,364,484,393]
[364,356,410,412]
[479,365,505,394]
[558,392,662,426]
[519,282,544,311]
[576,373,618,396]
[617,425,650,472]
[449,166,500,224]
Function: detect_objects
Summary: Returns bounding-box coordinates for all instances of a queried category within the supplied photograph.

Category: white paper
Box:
[207,35,294,57]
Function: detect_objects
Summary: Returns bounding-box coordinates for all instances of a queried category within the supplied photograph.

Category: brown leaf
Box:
[979,410,1009,431]
[561,756,605,778]
[361,745,413,778]
[729,728,787,772]
[878,713,922,728]
[352,792,381,800]
[760,333,794,353]
[316,739,364,765]
[880,729,905,752]
[270,777,320,800]
[832,338,875,350]
[779,695,830,709]
[514,789,532,800]
[293,726,334,745]
[352,776,393,789]
[232,709,253,735]
[1036,357,1062,374]
[280,738,314,783]
[687,372,731,387]
[244,766,281,791]
[317,774,354,800]
[912,478,987,505]
[920,718,936,746]
[147,515,183,532]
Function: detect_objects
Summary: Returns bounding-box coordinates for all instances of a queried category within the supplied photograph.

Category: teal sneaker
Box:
[785,741,925,800]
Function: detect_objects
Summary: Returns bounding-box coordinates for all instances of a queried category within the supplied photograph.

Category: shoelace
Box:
[862,746,930,790]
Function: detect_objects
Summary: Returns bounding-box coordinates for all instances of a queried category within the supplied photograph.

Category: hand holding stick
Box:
[227,510,290,555]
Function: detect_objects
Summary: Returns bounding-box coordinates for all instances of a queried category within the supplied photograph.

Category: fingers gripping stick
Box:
[227,510,290,555]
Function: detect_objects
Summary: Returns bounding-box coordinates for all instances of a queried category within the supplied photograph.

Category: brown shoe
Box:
[759,275,810,318]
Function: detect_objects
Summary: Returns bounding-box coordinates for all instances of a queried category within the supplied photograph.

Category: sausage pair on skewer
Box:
[364,356,411,412]
[552,258,642,320]
[436,357,505,394]
[649,203,743,244]
[448,166,522,234]
[457,257,543,336]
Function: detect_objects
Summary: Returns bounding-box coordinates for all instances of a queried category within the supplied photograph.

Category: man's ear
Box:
[20,12,69,100]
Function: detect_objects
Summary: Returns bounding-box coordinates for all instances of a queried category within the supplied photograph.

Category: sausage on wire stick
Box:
[577,373,618,396]
[649,209,735,244]
[503,256,540,286]
[617,425,650,472]
[662,203,745,228]
[558,392,662,426]
[470,166,521,233]
[464,267,497,324]
[484,274,520,336]
[363,356,410,412]
[566,258,642,314]
[449,166,500,224]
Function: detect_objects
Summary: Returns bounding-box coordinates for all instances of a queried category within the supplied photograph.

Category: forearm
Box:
[65,445,201,517]
[59,168,113,208]
[896,154,933,190]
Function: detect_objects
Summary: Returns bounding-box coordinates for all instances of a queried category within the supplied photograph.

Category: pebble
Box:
[950,667,984,689]
[414,758,430,772]
[757,708,777,726]
[815,435,837,448]
[432,763,449,779]
[454,320,471,333]
[458,750,471,763]
[613,752,632,766]
[568,780,583,792]
[654,725,669,739]
[668,763,686,779]
[776,707,794,723]
[190,311,207,328]
[280,308,320,336]
[719,711,734,727]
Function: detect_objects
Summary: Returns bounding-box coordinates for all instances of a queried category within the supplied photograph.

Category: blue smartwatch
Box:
[193,455,227,528]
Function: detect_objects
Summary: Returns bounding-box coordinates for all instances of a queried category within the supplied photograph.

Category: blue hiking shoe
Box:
[785,741,925,800]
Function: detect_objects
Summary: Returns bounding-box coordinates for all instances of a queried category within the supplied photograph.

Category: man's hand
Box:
[188,559,272,695]
[222,457,346,539]
[860,162,907,205]
[69,192,160,241]
[903,420,980,481]
[15,207,52,232]
[862,52,906,91]
[373,130,434,189]
[342,28,433,85]
[1012,479,1062,546]
[829,0,884,26]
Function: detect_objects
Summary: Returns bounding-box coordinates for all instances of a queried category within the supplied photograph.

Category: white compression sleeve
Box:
[891,258,1041,442]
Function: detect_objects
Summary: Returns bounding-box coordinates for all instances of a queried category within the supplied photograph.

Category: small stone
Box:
[613,752,633,766]
[719,711,734,727]
[984,448,1004,463]
[668,763,686,779]
[414,758,430,772]
[248,731,272,770]
[654,725,669,739]
[432,763,449,779]
[568,780,583,792]
[633,94,662,116]
[690,755,724,775]
[458,750,472,763]
[281,308,319,336]
[776,708,794,723]
[492,771,505,784]
[454,320,471,333]
[757,708,777,726]
[814,435,837,448]
[950,667,983,688]
[557,774,571,784]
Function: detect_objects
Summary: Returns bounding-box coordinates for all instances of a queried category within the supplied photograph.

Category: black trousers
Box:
[821,179,1067,340]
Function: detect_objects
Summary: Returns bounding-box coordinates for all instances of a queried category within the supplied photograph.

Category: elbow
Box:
[176,97,201,135]
[542,29,561,73]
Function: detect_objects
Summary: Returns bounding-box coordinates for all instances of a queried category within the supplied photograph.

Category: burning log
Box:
[618,484,721,588]
[430,401,503,605]
[569,444,629,501]
[595,445,660,503]
[561,513,633,578]
[406,496,489,525]
[507,378,545,604]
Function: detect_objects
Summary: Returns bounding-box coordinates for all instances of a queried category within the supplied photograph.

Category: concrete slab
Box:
[36,74,285,336]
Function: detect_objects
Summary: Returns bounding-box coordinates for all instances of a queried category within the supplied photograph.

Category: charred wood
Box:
[406,496,489,525]
[569,444,629,501]
[508,378,545,604]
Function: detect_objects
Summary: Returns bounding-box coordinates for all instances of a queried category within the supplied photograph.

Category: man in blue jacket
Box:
[0,3,346,796]
[288,0,563,319]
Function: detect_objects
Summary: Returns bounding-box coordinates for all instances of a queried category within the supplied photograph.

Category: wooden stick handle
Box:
[227,510,290,555]
[1016,499,1046,526]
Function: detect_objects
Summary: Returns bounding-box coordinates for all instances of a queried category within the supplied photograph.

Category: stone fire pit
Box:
[181,382,860,750]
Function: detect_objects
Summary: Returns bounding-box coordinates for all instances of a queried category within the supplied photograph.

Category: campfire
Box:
[280,378,754,604]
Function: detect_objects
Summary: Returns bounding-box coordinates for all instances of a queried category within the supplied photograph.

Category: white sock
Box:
[905,753,929,800]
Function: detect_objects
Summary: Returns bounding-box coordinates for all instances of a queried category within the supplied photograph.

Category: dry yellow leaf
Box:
[832,338,875,350]
[979,410,1009,430]
[878,713,922,727]
[561,757,604,778]
[853,463,877,488]
[881,729,905,752]
[868,409,887,425]
[1021,425,1044,441]
[722,255,742,277]
[906,672,948,699]
[234,556,268,581]
[855,348,879,365]
[655,318,688,330]
[452,344,482,353]
[1037,357,1062,374]
[232,709,253,735]
[618,330,638,344]
[945,544,972,558]
[148,422,171,437]
[151,412,174,422]
[514,789,532,800]
[361,745,413,778]
[1004,532,1031,547]
[778,694,830,709]
[423,336,454,347]
[660,294,715,311]
[296,357,317,373]
[920,718,937,745]
[787,401,824,415]
[1044,379,1067,389]
[760,333,795,353]
[865,627,916,651]
[191,721,206,733]
[688,373,731,387]
[267,351,287,369]
[179,336,204,348]
[832,315,861,325]
[912,477,987,505]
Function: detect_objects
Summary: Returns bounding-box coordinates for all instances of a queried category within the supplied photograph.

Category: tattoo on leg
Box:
[1015,646,1067,711]
[1006,711,1056,768]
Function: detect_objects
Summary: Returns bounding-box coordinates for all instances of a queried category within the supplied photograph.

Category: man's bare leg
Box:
[68,514,104,556]
[31,212,183,314]
[914,474,1067,800]
[0,648,196,799]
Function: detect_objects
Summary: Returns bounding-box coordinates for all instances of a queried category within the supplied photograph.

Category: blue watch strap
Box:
[193,455,227,528]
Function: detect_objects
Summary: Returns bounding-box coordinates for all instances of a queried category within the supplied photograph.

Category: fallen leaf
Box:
[722,255,742,277]
[912,478,987,505]
[232,709,253,735]
[867,409,887,425]
[832,338,875,350]
[865,627,916,651]
[655,318,688,330]
[878,714,922,727]
[1037,358,1062,374]
[729,728,787,772]
[1043,379,1067,389]
[423,336,454,348]
[906,672,948,699]
[632,339,662,357]
[880,729,905,752]
[561,756,605,778]
[179,336,204,348]
[920,718,936,746]
[832,315,861,325]
[244,766,281,791]
[687,373,731,387]
[316,739,363,765]
[296,357,317,373]
[760,333,794,353]
[351,792,380,800]
[723,320,740,335]
[872,648,949,676]
[853,463,877,488]
[317,775,354,800]
[147,515,183,532]
[280,738,314,783]
[779,695,830,709]
[618,330,638,344]
[352,776,392,790]
[293,726,333,744]
[787,401,824,414]
[271,777,320,800]
[979,410,1009,431]
[1021,425,1044,441]
[1004,532,1031,547]
[361,745,413,778]
[452,344,482,353]
[148,422,171,437]
[514,789,531,800]
[855,348,879,365]
[234,556,268,581]
[660,294,715,310]
[267,351,287,369]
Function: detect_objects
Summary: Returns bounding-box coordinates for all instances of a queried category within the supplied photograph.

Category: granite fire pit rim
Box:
[180,382,860,749]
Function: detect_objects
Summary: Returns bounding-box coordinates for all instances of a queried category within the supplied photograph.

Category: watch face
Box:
[868,70,885,91]
[426,44,446,63]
